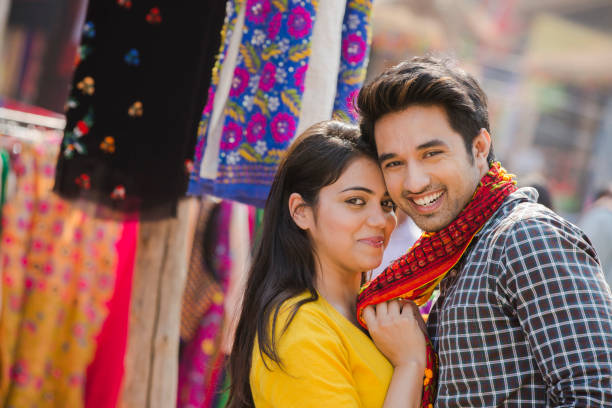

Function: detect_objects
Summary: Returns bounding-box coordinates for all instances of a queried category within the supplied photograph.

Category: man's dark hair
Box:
[356,55,495,163]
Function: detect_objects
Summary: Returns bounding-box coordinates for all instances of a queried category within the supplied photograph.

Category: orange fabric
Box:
[0,142,125,407]
[356,162,517,407]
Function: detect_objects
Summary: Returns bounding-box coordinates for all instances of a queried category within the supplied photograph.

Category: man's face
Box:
[374,105,490,232]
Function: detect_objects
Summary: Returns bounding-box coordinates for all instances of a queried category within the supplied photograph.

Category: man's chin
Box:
[397,201,458,232]
[409,213,450,233]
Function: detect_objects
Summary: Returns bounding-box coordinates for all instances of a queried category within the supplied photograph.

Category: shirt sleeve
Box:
[250,309,362,408]
[502,216,612,406]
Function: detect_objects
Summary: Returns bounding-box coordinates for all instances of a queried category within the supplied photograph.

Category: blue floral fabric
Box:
[189,0,374,207]
[333,0,373,123]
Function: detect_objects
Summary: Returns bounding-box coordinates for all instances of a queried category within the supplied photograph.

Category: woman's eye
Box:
[346,197,365,206]
[381,199,396,212]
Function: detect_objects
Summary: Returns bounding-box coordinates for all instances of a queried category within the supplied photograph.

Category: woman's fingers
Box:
[366,298,428,368]
[400,299,417,315]
[400,300,429,336]
[376,300,388,316]
[362,305,376,328]
[387,299,401,317]
[365,299,425,329]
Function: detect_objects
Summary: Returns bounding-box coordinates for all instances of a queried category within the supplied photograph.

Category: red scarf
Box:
[357,162,517,407]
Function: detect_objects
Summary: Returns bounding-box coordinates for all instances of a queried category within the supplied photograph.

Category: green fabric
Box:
[214,370,230,408]
[0,148,10,210]
[253,208,265,252]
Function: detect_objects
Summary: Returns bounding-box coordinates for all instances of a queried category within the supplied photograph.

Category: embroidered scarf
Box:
[356,162,517,407]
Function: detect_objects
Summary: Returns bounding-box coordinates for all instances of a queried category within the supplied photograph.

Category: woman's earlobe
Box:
[288,192,311,230]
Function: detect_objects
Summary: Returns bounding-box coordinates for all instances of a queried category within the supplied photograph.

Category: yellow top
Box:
[250,292,393,407]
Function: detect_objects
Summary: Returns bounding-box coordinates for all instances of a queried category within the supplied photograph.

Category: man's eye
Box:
[424,151,442,158]
[384,160,402,168]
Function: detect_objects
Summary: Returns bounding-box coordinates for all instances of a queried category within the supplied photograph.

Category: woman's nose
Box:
[367,206,387,228]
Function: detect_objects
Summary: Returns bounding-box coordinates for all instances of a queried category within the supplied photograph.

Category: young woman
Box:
[228,121,428,408]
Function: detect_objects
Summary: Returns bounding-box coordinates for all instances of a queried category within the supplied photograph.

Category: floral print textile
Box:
[333,0,373,122]
[177,201,233,407]
[189,0,374,208]
[0,141,124,407]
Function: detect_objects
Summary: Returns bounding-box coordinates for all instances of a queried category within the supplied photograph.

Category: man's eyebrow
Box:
[417,139,448,150]
[340,186,374,194]
[378,139,449,162]
[378,153,396,163]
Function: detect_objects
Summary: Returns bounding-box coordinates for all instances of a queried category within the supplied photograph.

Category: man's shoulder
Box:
[485,196,583,247]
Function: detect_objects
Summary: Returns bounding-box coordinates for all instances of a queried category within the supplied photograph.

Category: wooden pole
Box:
[119,198,195,408]
[0,0,12,93]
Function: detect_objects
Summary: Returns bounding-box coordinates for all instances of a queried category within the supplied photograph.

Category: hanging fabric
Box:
[332,0,374,122]
[177,201,233,407]
[0,148,10,213]
[177,201,255,408]
[179,198,223,343]
[0,140,133,407]
[54,1,226,217]
[84,217,138,408]
[189,0,374,207]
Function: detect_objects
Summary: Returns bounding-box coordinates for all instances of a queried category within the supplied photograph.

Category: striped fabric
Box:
[180,199,220,342]
[427,188,612,407]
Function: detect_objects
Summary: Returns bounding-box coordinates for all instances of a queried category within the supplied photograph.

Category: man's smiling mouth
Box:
[412,191,443,207]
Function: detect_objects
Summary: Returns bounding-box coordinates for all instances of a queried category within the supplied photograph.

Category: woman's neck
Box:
[315,263,363,326]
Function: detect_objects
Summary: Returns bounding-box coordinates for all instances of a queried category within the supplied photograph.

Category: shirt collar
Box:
[473,187,538,238]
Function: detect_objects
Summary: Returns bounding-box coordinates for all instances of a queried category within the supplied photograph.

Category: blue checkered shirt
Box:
[427,188,612,407]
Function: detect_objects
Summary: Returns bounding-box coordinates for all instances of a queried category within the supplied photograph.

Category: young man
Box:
[356,57,612,406]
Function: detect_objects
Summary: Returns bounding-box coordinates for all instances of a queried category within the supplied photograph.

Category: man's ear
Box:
[288,192,313,230]
[472,128,491,169]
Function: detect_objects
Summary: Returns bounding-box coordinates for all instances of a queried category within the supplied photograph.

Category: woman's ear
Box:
[288,192,313,230]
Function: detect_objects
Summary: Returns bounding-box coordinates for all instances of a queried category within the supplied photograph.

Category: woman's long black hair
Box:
[227,121,373,408]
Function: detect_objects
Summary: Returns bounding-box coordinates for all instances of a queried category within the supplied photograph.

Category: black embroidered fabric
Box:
[54,1,226,218]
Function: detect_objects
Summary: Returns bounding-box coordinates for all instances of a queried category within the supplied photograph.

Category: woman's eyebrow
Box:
[340,186,374,194]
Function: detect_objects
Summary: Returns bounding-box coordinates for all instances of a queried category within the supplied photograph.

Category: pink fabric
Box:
[248,207,256,242]
[177,202,233,407]
[85,216,139,408]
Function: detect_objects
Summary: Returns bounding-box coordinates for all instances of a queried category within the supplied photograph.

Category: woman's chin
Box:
[358,258,384,274]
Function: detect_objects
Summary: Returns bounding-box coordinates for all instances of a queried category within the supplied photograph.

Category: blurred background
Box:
[1,0,612,219]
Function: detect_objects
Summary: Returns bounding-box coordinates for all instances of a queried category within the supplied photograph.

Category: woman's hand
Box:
[362,299,427,369]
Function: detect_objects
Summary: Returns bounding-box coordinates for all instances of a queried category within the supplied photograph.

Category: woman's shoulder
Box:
[253,293,345,371]
[275,292,334,336]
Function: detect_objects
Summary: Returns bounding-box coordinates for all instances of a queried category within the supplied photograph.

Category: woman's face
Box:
[307,156,397,276]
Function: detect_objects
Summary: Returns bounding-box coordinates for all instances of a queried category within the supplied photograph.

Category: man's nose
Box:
[403,162,430,194]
